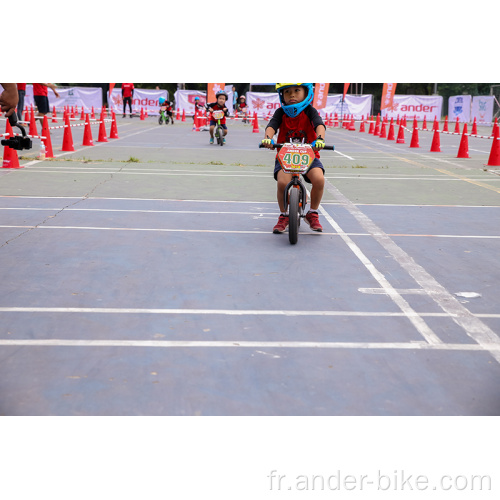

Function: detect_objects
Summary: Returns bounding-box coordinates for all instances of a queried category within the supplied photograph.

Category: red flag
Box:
[343,83,350,100]
[207,83,225,103]
[381,83,398,110]
[313,83,330,109]
[109,83,116,94]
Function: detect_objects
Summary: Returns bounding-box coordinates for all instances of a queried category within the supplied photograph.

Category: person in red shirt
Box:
[261,83,326,233]
[33,83,60,125]
[121,83,134,117]
[206,91,229,144]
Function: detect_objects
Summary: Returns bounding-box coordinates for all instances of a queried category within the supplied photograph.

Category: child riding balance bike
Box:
[261,83,327,234]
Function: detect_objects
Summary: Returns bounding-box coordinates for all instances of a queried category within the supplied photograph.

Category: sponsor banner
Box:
[320,94,373,120]
[207,83,225,103]
[381,83,397,110]
[247,92,373,120]
[23,85,103,112]
[471,95,494,124]
[109,88,168,115]
[343,83,350,100]
[246,92,281,116]
[448,95,472,123]
[313,83,330,109]
[173,90,234,115]
[382,95,443,121]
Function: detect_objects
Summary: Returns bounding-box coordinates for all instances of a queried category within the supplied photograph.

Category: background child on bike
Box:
[261,83,326,233]
[236,95,249,123]
[206,90,229,144]
[159,97,174,124]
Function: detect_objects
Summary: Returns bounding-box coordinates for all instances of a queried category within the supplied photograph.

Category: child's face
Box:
[283,86,306,105]
[217,95,227,106]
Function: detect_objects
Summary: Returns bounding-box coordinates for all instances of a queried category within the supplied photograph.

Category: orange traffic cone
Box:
[486,125,500,166]
[2,119,21,168]
[374,114,381,136]
[29,108,38,137]
[51,106,58,123]
[409,117,419,148]
[349,116,356,131]
[396,122,405,144]
[140,107,145,120]
[82,114,94,146]
[41,116,54,158]
[176,108,180,121]
[97,112,108,142]
[457,123,469,158]
[359,115,365,133]
[62,113,75,152]
[471,117,477,135]
[109,111,119,139]
[182,109,186,122]
[422,116,428,130]
[454,117,460,133]
[387,118,395,140]
[91,106,96,120]
[430,127,441,152]
[443,116,449,132]
[379,119,387,138]
[252,112,259,133]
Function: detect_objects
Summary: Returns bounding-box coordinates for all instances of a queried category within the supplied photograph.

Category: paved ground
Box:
[1,114,499,415]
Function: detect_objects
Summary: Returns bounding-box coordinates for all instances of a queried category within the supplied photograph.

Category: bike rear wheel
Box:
[288,187,300,244]
[158,115,163,125]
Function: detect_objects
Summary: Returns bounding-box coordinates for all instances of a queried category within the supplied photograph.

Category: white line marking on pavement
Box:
[323,181,500,363]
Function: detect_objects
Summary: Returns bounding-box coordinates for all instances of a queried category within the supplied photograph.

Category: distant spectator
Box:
[33,83,60,125]
[122,83,134,117]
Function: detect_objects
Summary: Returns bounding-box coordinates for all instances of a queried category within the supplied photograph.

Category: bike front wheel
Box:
[217,125,224,146]
[288,187,300,244]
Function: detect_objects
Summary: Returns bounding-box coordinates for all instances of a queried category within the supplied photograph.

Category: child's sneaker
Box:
[305,211,323,232]
[273,214,289,233]
[210,138,214,144]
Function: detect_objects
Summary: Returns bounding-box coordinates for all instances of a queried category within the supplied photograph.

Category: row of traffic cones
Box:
[2,110,119,168]
[334,113,500,166]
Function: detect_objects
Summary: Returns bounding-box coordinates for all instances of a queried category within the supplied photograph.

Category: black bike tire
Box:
[217,125,224,146]
[158,115,163,125]
[288,188,300,245]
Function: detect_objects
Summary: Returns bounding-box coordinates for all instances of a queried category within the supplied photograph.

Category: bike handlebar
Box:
[259,143,334,151]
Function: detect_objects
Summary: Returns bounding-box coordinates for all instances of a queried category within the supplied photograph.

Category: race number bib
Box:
[278,143,315,172]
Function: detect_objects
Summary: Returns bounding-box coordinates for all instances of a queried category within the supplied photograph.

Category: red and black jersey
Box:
[267,105,324,158]
[207,102,228,124]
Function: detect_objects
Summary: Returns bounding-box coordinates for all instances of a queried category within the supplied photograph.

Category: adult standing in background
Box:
[17,84,26,120]
[33,83,60,125]
[232,85,238,110]
[122,83,134,117]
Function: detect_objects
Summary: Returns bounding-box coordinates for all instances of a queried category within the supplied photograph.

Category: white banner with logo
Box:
[382,95,443,121]
[108,88,168,116]
[245,92,373,120]
[23,85,103,113]
[448,95,472,123]
[320,94,373,119]
[246,92,281,117]
[471,95,494,124]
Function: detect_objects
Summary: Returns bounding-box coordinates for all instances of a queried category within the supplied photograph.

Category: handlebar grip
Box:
[8,112,18,127]
[258,143,334,151]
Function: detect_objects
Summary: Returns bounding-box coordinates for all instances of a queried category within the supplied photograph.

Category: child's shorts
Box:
[273,157,325,183]
[210,121,227,129]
